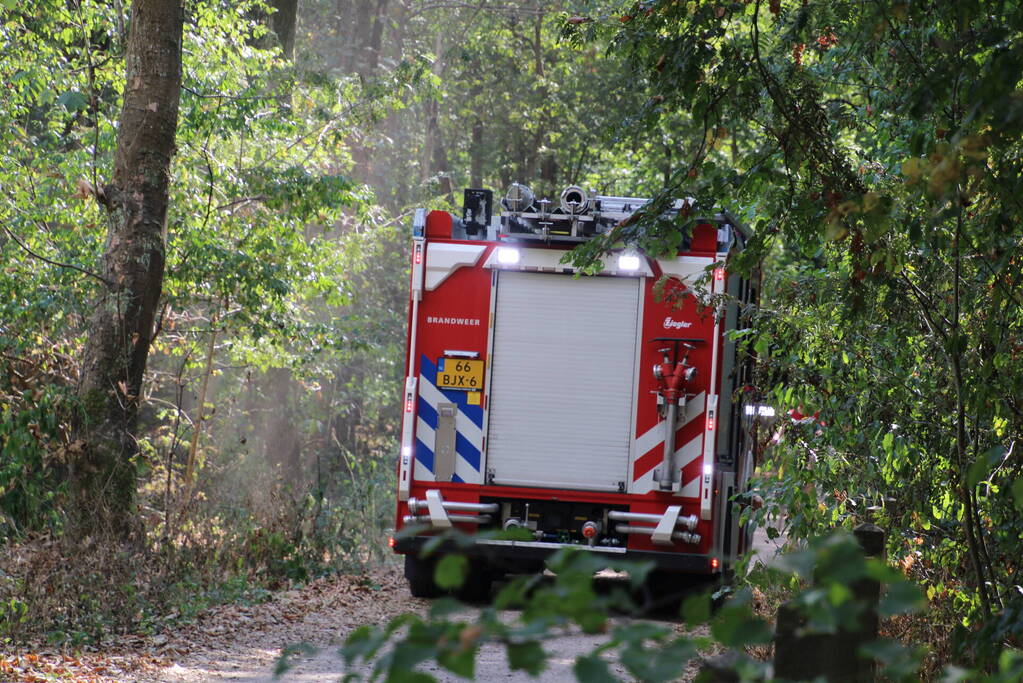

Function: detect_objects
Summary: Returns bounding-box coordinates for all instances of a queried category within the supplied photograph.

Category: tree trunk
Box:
[470,117,484,188]
[364,0,388,74]
[252,0,298,59]
[352,1,373,74]
[262,367,302,484]
[269,0,298,60]
[334,0,353,71]
[71,0,183,539]
[419,31,447,183]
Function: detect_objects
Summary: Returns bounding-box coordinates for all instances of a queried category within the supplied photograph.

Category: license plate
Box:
[437,358,484,391]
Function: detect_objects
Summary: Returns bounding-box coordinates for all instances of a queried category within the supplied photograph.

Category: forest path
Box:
[131,530,781,682]
[135,567,698,682]
[136,566,412,682]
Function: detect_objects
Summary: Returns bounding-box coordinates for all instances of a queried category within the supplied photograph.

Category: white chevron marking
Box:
[413,413,483,484]
[413,417,436,482]
[633,391,706,457]
[419,376,484,448]
[679,476,700,497]
[630,434,706,495]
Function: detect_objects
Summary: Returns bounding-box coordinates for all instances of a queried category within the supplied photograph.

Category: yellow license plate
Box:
[437,358,484,391]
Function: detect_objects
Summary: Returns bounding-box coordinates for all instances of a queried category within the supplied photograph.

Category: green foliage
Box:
[328,532,946,682]
[0,0,414,641]
[0,597,28,638]
[2,1,1021,673]
[0,371,68,537]
[555,0,1023,671]
[573,654,618,683]
[710,588,772,649]
[434,555,469,591]
[338,546,654,682]
[300,0,667,207]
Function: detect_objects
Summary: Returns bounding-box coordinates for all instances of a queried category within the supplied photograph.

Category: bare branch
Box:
[2,224,112,286]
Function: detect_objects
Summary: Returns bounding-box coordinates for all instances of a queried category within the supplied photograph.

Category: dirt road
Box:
[137,568,709,683]
[2,533,778,681]
[133,527,785,682]
[137,567,413,682]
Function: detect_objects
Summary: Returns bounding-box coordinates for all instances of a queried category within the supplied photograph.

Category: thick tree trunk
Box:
[262,367,302,483]
[269,0,298,60]
[250,0,298,59]
[364,0,388,74]
[71,0,183,538]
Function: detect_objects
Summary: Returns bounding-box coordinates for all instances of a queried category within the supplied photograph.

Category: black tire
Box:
[640,570,721,616]
[639,569,684,615]
[454,559,493,604]
[404,553,442,598]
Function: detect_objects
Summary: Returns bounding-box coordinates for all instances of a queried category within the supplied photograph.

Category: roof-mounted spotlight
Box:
[502,182,535,213]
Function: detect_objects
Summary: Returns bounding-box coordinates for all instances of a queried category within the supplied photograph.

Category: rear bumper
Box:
[393,535,716,574]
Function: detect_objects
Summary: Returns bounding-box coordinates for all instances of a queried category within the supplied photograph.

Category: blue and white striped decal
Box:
[413,354,485,484]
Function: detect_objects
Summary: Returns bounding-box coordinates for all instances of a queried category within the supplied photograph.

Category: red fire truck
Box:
[392,184,758,599]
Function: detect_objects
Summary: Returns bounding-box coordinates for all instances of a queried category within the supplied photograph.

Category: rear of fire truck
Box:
[392,183,758,599]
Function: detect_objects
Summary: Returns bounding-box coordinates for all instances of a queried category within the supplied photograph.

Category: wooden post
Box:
[773,524,884,682]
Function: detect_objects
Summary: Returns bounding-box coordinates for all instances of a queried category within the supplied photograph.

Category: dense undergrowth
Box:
[0,450,396,645]
[0,204,402,643]
[0,420,397,646]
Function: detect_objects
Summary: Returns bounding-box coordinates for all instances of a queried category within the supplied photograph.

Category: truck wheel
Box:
[455,560,493,603]
[639,570,685,614]
[404,553,441,598]
[640,571,721,615]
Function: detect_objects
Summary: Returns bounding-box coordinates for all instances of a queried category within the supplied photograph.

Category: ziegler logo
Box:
[663,316,693,330]
[427,316,482,326]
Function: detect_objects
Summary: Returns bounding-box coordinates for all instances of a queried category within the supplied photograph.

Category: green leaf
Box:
[57,90,89,112]
[574,654,619,683]
[383,670,435,683]
[967,446,1004,489]
[776,547,815,578]
[828,582,853,606]
[428,597,466,619]
[865,558,903,584]
[997,650,1023,680]
[493,575,533,610]
[967,456,989,490]
[879,581,926,617]
[613,621,671,644]
[1013,478,1023,511]
[437,638,476,679]
[621,637,697,682]
[711,607,772,647]
[385,640,437,680]
[682,592,711,625]
[754,335,770,356]
[341,625,380,665]
[434,555,468,590]
[859,639,923,680]
[506,640,546,675]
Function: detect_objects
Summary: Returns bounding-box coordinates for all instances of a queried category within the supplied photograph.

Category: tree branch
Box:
[2,224,112,286]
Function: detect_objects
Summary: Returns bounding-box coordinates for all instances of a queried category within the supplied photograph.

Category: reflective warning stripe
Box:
[414,355,484,484]
[631,392,707,496]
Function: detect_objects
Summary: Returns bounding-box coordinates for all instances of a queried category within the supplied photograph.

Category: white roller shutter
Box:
[486,271,639,491]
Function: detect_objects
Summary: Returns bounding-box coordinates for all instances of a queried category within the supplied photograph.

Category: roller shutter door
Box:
[486,271,639,491]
